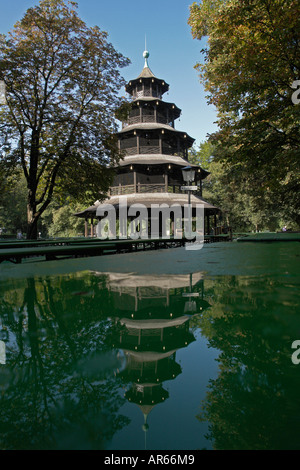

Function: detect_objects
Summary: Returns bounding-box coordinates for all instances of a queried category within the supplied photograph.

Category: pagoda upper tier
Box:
[125,50,170,100]
[117,51,194,159]
[121,51,182,130]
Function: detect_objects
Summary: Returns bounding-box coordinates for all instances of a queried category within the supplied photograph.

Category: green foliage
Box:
[0,172,28,235]
[41,200,86,237]
[194,272,300,449]
[188,0,300,228]
[190,141,295,232]
[189,140,214,169]
[0,0,130,238]
[0,171,87,237]
[0,273,130,449]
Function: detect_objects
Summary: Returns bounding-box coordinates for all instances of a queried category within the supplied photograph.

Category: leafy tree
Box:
[190,141,286,231]
[189,140,214,169]
[188,0,300,227]
[41,199,86,237]
[0,173,86,238]
[0,0,130,239]
[0,171,28,236]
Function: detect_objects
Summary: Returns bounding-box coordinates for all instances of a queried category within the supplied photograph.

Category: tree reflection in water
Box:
[0,268,299,450]
[195,275,300,450]
[0,275,129,450]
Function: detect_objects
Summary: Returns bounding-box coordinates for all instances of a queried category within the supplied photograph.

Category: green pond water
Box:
[0,241,299,450]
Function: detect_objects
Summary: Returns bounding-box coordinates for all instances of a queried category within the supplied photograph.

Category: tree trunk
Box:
[27,203,38,240]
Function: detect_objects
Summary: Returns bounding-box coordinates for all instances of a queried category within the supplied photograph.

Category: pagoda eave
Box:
[129,96,181,112]
[114,154,210,177]
[74,193,220,219]
[126,76,169,94]
[104,192,219,210]
[117,122,195,144]
[119,316,190,330]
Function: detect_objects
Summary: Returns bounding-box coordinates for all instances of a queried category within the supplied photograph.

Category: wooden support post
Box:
[90,218,94,238]
[85,219,88,238]
[206,214,210,235]
[164,173,168,192]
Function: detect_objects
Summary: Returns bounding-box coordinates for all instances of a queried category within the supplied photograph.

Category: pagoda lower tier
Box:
[74,191,220,239]
[109,154,210,197]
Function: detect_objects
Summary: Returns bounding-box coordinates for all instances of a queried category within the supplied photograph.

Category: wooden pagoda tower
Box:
[76,50,219,237]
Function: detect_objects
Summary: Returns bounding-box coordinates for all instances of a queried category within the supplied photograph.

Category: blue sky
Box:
[0,0,218,146]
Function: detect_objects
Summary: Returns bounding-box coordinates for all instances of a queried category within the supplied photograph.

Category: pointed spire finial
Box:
[143,35,149,68]
[143,49,150,69]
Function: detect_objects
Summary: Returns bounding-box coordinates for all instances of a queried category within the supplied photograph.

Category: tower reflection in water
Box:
[98,271,211,442]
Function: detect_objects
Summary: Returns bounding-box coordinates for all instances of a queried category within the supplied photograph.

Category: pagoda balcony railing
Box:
[132,90,162,99]
[109,184,189,196]
[122,146,186,157]
[123,146,160,155]
[122,115,173,128]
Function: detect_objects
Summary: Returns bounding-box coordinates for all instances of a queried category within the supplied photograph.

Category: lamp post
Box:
[181,166,196,239]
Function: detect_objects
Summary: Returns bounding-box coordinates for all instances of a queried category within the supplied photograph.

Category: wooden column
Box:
[164,173,168,192]
[85,218,88,238]
[206,214,210,235]
[90,217,94,238]
[159,134,163,154]
[177,137,180,156]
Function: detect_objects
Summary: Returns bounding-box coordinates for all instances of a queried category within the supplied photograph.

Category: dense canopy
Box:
[0,0,130,238]
[188,0,300,227]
